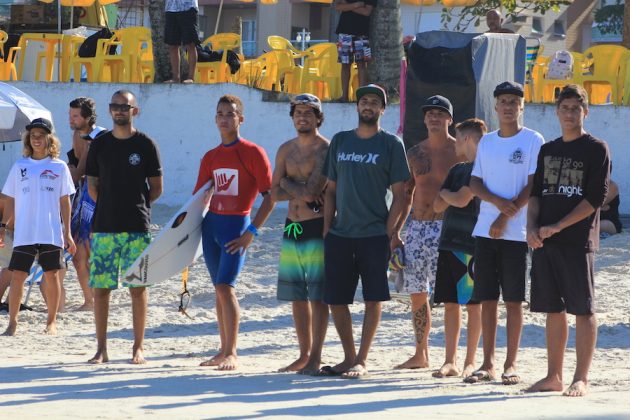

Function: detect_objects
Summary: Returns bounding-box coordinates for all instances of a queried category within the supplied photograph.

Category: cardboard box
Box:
[11,5,46,25]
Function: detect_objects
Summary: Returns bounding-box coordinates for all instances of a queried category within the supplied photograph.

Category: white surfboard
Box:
[123,181,211,286]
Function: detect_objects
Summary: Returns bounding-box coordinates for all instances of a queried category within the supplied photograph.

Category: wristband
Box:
[246,223,259,236]
[0,223,6,228]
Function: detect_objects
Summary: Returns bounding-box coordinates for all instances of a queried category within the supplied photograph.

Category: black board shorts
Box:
[473,237,527,302]
[530,243,595,315]
[323,232,390,305]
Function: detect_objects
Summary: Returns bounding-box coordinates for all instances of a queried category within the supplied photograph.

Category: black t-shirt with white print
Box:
[530,134,610,252]
[86,130,162,233]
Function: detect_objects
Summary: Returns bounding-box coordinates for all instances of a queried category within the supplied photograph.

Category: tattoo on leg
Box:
[413,305,428,344]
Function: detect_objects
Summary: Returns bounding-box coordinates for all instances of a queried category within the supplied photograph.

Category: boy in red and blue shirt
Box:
[194,94,274,371]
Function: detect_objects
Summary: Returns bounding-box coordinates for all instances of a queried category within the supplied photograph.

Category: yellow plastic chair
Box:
[195,33,241,84]
[523,38,543,103]
[300,43,341,100]
[535,52,585,104]
[69,32,116,82]
[16,33,65,81]
[98,27,154,83]
[267,36,308,93]
[234,57,264,87]
[579,44,629,105]
[0,30,20,81]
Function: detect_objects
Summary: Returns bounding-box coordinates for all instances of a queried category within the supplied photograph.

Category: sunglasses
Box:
[109,103,135,112]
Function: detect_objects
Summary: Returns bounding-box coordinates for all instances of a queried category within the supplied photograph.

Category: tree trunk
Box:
[623,1,630,49]
[148,0,170,82]
[369,0,402,101]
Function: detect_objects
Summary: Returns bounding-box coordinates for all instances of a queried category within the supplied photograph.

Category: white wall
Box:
[3,82,628,215]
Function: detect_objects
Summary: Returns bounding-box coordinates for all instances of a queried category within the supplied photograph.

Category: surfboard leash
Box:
[178,267,194,320]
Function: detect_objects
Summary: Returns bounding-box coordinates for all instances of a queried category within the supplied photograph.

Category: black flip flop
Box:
[316,365,342,377]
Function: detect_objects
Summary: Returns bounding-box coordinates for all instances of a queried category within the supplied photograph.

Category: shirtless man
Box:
[67,97,107,311]
[395,95,462,370]
[271,94,330,375]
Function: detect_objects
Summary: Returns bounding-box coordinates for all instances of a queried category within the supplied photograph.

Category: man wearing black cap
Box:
[393,95,463,370]
[467,81,544,385]
[0,117,76,336]
[271,93,330,375]
[321,84,410,378]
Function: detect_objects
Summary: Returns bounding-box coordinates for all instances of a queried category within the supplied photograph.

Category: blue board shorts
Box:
[202,212,249,287]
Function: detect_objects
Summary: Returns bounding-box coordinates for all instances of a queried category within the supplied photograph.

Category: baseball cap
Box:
[422,95,453,117]
[493,81,524,98]
[356,84,387,107]
[25,117,53,133]
[291,93,322,112]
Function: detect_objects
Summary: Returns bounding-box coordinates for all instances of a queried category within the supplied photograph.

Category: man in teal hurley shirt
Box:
[321,84,410,378]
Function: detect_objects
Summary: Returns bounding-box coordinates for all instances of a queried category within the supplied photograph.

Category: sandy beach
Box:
[1,206,629,419]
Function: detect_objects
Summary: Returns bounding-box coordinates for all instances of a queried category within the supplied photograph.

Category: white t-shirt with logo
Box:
[2,157,75,248]
[472,127,544,241]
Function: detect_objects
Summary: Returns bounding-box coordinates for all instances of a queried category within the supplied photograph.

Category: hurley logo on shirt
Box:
[337,152,380,164]
[509,148,524,164]
[20,168,28,180]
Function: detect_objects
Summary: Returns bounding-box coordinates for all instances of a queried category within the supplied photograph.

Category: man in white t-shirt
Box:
[466,82,544,385]
[0,118,76,336]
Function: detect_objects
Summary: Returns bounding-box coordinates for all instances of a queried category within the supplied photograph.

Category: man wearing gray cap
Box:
[467,81,544,385]
[271,94,330,375]
[321,84,410,378]
[393,95,463,370]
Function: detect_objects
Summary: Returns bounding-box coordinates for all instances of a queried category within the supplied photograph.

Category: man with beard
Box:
[271,94,330,375]
[67,97,107,311]
[86,90,163,364]
[394,95,462,370]
[321,84,410,378]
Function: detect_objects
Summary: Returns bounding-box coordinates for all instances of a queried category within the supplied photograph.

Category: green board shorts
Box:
[90,232,151,289]
[277,218,325,301]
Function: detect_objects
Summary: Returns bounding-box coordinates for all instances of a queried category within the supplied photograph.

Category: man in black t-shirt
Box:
[86,90,163,365]
[526,84,610,397]
[432,118,486,380]
[334,0,376,102]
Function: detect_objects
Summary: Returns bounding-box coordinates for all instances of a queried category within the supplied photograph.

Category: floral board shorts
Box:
[402,220,442,295]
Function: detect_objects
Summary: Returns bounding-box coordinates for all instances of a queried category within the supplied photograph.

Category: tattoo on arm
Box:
[413,304,429,345]
[305,145,329,195]
[410,146,432,176]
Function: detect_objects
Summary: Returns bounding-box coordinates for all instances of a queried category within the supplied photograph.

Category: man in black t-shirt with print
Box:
[526,84,610,397]
[86,89,163,365]
[334,0,376,102]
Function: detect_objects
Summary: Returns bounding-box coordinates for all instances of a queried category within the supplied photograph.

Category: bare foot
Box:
[217,354,238,371]
[75,302,94,312]
[394,355,429,370]
[2,322,17,336]
[432,362,460,378]
[131,347,146,364]
[527,376,564,393]
[563,380,588,397]
[200,353,225,367]
[278,356,309,373]
[88,350,109,364]
[461,363,476,379]
[44,322,58,335]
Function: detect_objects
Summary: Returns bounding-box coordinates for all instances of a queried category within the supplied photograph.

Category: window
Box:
[242,20,256,57]
[553,20,565,38]
[531,17,543,34]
